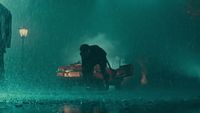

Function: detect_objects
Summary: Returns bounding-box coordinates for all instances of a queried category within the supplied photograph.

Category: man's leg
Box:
[87,62,96,87]
[99,60,109,89]
[82,63,94,87]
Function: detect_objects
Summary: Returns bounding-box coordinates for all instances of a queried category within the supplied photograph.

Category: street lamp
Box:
[19,27,28,38]
[19,27,28,75]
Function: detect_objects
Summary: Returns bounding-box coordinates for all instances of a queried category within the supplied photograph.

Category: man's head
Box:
[80,44,90,52]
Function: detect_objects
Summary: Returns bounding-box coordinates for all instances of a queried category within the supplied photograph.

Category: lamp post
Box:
[19,27,28,75]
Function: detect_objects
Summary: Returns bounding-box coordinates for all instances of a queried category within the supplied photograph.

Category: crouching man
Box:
[80,44,109,90]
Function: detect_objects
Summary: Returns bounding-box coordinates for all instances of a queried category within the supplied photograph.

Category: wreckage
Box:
[57,62,133,89]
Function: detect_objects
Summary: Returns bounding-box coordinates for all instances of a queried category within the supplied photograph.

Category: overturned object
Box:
[57,62,133,88]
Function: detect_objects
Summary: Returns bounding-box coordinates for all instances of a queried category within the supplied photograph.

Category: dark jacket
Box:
[80,45,107,64]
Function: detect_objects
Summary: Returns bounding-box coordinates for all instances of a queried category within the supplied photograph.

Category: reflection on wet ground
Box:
[0,88,199,113]
[0,98,200,113]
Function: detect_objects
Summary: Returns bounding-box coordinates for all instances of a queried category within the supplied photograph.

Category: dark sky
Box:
[1,0,200,88]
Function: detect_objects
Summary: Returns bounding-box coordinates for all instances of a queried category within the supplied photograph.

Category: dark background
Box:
[1,0,200,90]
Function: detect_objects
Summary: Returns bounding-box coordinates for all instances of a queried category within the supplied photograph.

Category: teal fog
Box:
[1,0,200,90]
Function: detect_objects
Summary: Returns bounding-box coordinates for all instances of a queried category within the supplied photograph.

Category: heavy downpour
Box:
[0,0,200,113]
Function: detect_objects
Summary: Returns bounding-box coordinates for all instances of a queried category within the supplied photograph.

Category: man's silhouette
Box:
[0,4,12,77]
[80,44,109,89]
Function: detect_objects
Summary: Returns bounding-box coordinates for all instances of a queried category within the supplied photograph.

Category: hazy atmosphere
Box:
[1,0,200,91]
[0,0,200,113]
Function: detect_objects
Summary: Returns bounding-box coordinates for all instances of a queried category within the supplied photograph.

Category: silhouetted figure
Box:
[0,4,12,78]
[80,44,109,89]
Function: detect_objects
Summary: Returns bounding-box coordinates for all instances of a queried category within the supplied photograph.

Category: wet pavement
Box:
[0,88,199,113]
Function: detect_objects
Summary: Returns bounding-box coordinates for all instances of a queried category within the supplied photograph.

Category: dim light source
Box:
[19,27,28,38]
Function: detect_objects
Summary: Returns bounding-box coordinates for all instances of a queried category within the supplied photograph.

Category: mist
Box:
[1,0,200,90]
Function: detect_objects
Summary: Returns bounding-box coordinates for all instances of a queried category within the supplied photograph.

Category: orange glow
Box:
[61,105,80,113]
[138,60,148,85]
[141,72,148,85]
[68,72,81,77]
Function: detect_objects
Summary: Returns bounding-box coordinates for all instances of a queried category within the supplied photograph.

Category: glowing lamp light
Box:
[19,27,28,38]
